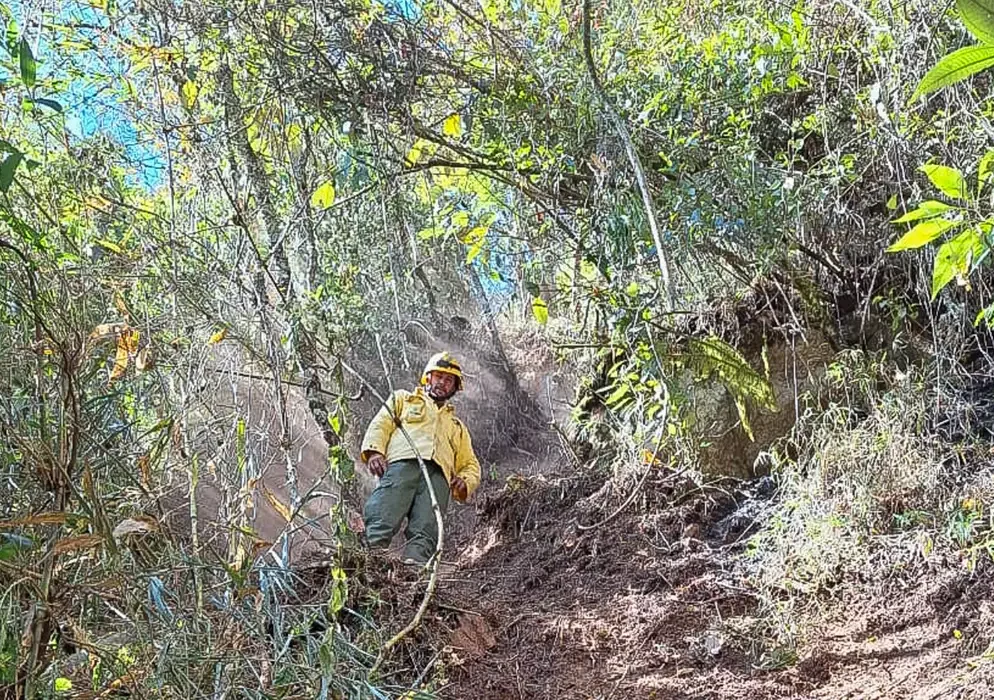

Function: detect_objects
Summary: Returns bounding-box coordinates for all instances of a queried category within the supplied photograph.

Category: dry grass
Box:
[746,352,994,657]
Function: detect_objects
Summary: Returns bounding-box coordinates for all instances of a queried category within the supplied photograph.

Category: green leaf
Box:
[0,152,22,192]
[685,336,778,411]
[318,641,334,676]
[531,296,548,325]
[605,382,630,406]
[0,205,40,246]
[442,113,463,138]
[886,194,898,210]
[1,5,17,58]
[911,45,994,102]
[54,678,72,693]
[417,225,444,240]
[932,227,984,299]
[180,80,198,110]
[975,303,994,327]
[887,218,960,252]
[328,414,341,436]
[980,150,994,190]
[466,241,484,263]
[958,0,994,44]
[18,37,34,88]
[31,98,62,112]
[892,200,954,223]
[310,181,336,209]
[328,566,348,616]
[735,394,755,441]
[921,164,969,200]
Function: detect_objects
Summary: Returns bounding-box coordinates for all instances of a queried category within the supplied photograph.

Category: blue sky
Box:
[3,0,165,188]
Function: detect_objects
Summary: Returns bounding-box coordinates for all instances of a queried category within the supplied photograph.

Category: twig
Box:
[577,420,671,532]
[343,352,446,677]
[436,602,482,617]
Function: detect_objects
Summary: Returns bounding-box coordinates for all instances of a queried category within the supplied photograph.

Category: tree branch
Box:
[582,0,674,311]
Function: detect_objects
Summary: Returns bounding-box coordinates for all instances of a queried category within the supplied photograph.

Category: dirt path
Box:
[349,340,994,699]
[431,436,994,699]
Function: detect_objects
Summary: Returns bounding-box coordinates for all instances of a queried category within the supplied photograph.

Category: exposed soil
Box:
[342,333,994,699]
[419,444,994,700]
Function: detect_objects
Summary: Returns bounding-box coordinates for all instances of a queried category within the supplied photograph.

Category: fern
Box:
[682,336,779,441]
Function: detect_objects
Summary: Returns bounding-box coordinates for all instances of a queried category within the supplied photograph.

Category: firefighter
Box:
[360,352,481,565]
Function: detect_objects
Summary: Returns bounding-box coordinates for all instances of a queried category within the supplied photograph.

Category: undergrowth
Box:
[747,350,994,659]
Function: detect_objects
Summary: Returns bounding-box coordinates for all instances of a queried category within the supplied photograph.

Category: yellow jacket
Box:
[360,388,481,498]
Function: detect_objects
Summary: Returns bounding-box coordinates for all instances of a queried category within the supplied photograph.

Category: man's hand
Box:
[367,452,387,478]
[450,476,468,502]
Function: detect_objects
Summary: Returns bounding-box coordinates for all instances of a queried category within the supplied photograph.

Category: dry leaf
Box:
[137,454,151,486]
[135,346,152,372]
[89,323,125,341]
[262,486,293,523]
[94,670,145,699]
[0,512,67,529]
[251,539,273,557]
[113,296,130,319]
[112,517,158,540]
[123,329,140,353]
[52,534,104,556]
[82,464,95,498]
[109,336,129,382]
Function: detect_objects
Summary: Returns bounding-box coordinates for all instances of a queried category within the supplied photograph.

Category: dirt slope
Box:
[428,440,994,700]
[341,333,994,699]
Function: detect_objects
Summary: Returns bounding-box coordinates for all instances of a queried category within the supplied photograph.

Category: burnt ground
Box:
[403,446,994,700]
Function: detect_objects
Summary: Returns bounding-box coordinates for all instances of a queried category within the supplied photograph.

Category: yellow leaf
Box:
[310,181,336,209]
[443,113,463,138]
[405,140,424,167]
[97,239,124,255]
[109,336,129,382]
[208,328,228,345]
[180,80,198,110]
[531,297,548,325]
[462,226,488,244]
[263,486,293,523]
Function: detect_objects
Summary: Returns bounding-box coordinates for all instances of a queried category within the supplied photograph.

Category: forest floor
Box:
[354,343,994,699]
[383,422,994,700]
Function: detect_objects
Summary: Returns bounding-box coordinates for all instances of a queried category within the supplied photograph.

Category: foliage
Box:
[913,0,994,101]
[5,0,994,691]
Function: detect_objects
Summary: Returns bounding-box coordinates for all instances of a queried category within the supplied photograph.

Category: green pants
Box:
[363,459,450,564]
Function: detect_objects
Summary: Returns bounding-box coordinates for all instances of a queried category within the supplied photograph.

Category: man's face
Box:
[426,371,458,400]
